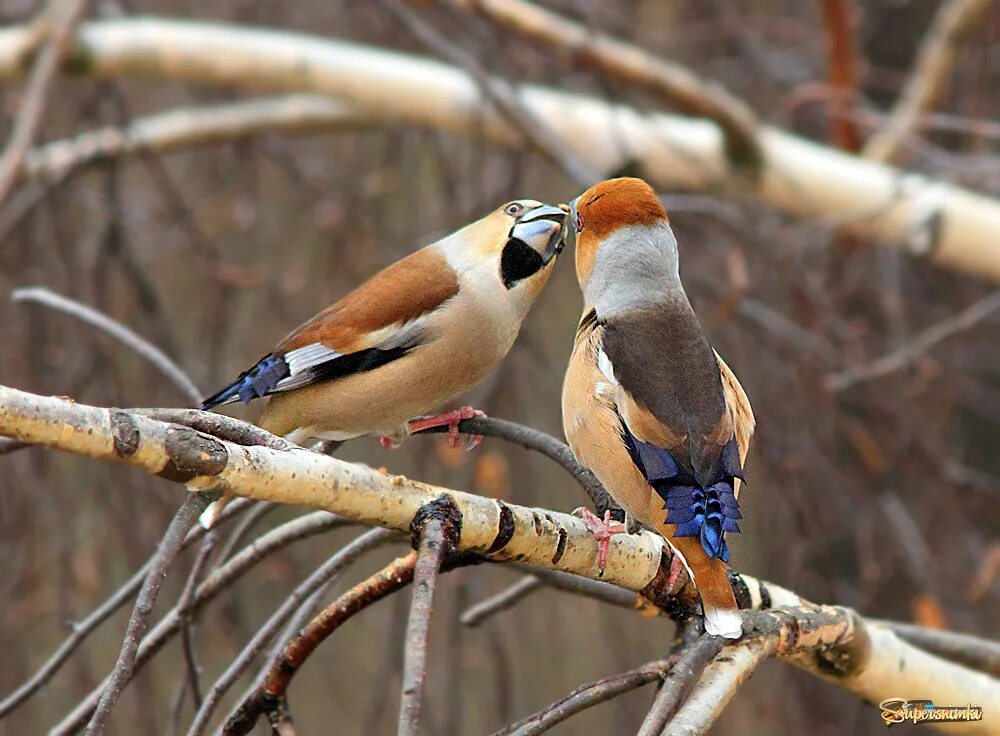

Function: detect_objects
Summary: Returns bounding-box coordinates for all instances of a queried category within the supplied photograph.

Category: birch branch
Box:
[1,385,998,735]
[20,95,369,183]
[438,0,763,172]
[0,0,88,205]
[0,18,998,282]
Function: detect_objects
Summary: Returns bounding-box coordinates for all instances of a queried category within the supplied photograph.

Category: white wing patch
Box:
[276,342,342,391]
[597,349,618,385]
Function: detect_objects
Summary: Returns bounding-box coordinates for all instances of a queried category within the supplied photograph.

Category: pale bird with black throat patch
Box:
[200,199,568,526]
[562,177,754,639]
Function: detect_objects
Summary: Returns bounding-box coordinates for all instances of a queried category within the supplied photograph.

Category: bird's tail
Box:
[198,491,232,529]
[670,535,742,639]
[200,354,289,410]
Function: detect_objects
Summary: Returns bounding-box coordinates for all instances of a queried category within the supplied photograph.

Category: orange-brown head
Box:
[570,177,678,313]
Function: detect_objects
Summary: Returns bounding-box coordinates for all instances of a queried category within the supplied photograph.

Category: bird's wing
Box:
[201,246,459,409]
[599,305,739,485]
[562,312,745,638]
[598,305,751,562]
[715,351,754,497]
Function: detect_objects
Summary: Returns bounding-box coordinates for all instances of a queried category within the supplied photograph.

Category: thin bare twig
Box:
[21,95,368,182]
[882,621,1000,677]
[636,634,724,736]
[0,498,251,719]
[185,528,398,736]
[135,409,295,451]
[213,501,276,563]
[491,659,675,736]
[0,0,88,205]
[225,552,420,735]
[826,290,1000,391]
[460,575,542,626]
[864,0,994,162]
[414,416,620,518]
[52,512,350,736]
[440,0,763,172]
[85,495,202,735]
[12,288,201,404]
[662,637,774,736]
[177,531,220,710]
[383,0,597,187]
[399,500,461,736]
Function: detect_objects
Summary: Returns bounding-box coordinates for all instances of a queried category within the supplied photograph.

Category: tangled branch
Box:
[1,385,998,734]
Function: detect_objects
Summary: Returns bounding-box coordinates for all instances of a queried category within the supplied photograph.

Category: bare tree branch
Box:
[882,621,1000,678]
[636,633,724,736]
[490,658,676,736]
[0,19,997,281]
[185,528,398,736]
[12,287,202,405]
[21,95,369,182]
[382,0,597,187]
[0,0,88,205]
[51,511,351,735]
[818,0,862,152]
[0,498,251,719]
[414,416,620,518]
[864,0,994,163]
[3,388,998,735]
[398,499,460,736]
[176,530,219,710]
[460,575,542,627]
[438,0,763,172]
[825,290,1000,392]
[85,495,202,735]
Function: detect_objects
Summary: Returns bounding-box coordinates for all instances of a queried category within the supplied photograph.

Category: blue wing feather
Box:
[620,419,743,561]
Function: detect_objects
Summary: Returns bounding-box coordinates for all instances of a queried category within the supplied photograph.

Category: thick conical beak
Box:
[510,204,568,263]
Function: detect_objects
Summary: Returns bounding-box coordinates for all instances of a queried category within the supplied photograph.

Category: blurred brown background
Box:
[1,0,998,733]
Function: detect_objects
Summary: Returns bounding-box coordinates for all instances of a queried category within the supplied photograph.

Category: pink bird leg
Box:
[573,507,626,574]
[406,406,486,450]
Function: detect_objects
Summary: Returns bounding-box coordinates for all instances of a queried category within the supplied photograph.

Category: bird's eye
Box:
[575,212,585,232]
[504,202,524,217]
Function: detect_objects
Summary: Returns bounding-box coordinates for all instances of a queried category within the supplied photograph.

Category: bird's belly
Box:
[260,337,496,441]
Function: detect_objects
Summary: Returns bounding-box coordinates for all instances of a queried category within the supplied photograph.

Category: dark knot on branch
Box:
[409,494,462,554]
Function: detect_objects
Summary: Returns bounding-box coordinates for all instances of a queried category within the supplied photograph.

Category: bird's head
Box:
[570,177,679,313]
[448,198,568,299]
[497,199,568,290]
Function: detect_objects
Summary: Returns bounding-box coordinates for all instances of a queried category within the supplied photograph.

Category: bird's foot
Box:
[407,406,486,450]
[665,552,686,592]
[573,507,626,575]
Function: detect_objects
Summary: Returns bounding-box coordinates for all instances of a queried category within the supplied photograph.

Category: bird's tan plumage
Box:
[563,177,754,638]
[277,247,460,355]
[200,199,567,527]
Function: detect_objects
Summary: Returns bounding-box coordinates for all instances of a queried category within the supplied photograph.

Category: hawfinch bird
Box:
[562,178,754,639]
[200,199,567,523]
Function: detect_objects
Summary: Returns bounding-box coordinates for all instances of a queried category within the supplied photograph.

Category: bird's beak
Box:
[510,204,568,263]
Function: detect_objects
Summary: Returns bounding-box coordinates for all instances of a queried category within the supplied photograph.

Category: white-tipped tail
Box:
[198,499,225,529]
[703,604,743,639]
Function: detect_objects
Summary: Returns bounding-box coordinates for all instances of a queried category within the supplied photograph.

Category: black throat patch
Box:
[500,238,545,289]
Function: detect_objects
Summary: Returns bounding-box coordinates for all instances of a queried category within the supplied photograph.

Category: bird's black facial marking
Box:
[500,237,545,289]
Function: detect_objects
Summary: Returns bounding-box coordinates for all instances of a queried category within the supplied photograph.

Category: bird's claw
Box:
[407,406,486,451]
[572,507,626,574]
